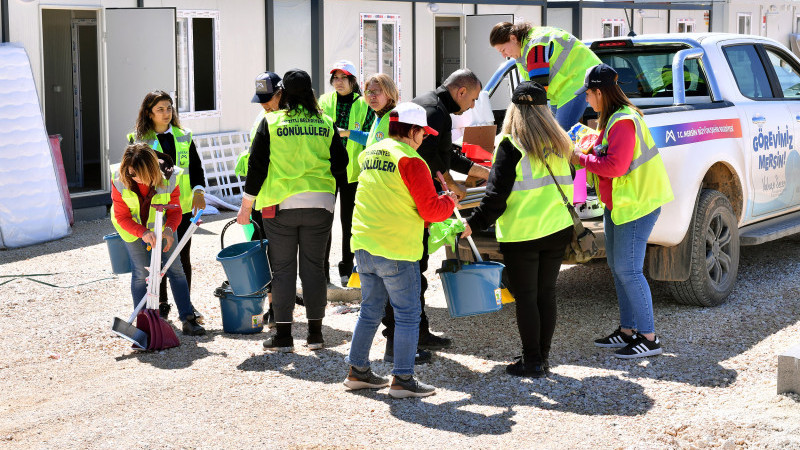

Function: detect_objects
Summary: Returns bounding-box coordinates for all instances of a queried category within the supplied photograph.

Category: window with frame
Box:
[677,19,695,33]
[765,47,800,98]
[723,44,773,99]
[177,10,221,117]
[602,20,623,38]
[738,13,751,34]
[360,14,401,91]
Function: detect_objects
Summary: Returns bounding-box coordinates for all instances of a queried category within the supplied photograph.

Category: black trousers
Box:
[159,211,193,304]
[325,181,358,281]
[382,227,431,338]
[264,208,333,323]
[499,226,572,364]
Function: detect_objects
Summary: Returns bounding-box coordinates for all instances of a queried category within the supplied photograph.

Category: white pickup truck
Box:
[463,32,800,307]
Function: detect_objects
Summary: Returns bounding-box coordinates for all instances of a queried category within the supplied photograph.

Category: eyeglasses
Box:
[365,89,384,97]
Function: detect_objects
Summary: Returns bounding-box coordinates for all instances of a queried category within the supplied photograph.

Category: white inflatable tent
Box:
[0,43,71,248]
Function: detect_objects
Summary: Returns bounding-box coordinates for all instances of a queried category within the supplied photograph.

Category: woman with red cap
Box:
[344,102,457,398]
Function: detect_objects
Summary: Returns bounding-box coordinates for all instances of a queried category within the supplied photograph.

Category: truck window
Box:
[722,45,774,99]
[597,49,708,99]
[764,47,800,99]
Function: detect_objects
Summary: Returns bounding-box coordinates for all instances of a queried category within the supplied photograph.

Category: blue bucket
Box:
[103,233,131,274]
[214,283,266,334]
[216,219,271,296]
[216,239,271,296]
[439,260,505,318]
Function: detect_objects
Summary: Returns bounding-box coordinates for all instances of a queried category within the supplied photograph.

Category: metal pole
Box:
[1,0,9,43]
[412,2,416,97]
[310,0,323,95]
[137,0,144,7]
[265,0,274,70]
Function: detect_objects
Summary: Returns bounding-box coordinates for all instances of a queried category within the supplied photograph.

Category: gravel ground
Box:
[1,210,799,449]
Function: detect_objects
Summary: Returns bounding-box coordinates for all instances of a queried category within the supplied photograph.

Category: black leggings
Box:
[499,226,572,363]
[325,181,358,280]
[160,212,193,304]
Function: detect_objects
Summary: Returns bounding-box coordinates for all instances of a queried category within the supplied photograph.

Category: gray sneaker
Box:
[343,366,390,390]
[389,375,436,398]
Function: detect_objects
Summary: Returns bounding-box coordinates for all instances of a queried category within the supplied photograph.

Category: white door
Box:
[466,14,513,111]
[105,8,176,164]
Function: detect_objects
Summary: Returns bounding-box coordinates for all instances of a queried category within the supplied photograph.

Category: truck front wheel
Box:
[667,189,740,306]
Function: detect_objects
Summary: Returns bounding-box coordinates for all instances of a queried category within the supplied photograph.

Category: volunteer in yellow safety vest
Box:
[571,64,674,359]
[110,143,205,336]
[490,21,601,131]
[318,60,376,286]
[236,69,348,353]
[234,71,285,329]
[462,82,573,378]
[344,102,457,398]
[128,90,206,322]
[343,73,399,149]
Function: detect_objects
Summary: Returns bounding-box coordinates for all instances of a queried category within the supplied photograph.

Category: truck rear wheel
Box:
[667,189,739,306]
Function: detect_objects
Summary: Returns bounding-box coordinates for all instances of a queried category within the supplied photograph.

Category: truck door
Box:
[105,8,177,165]
[761,45,800,211]
[466,14,513,111]
[722,43,796,218]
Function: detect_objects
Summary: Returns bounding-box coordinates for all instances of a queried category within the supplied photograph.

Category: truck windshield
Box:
[596,49,709,99]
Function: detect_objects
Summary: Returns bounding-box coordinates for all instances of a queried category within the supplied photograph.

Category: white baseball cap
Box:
[330,60,357,78]
[389,103,439,136]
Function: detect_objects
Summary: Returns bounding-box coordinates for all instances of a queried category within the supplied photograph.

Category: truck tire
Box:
[667,189,739,306]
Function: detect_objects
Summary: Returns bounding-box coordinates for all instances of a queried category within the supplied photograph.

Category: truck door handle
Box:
[752,115,766,124]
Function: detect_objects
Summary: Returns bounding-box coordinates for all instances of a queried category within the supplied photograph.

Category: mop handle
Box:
[159,209,204,277]
[127,294,148,323]
[435,171,483,263]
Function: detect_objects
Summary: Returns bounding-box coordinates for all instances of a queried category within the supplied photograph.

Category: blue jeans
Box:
[604,207,660,334]
[125,239,195,321]
[552,91,587,132]
[346,250,421,376]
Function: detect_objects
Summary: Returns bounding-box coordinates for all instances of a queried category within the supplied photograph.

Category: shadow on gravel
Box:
[236,348,345,384]
[424,234,800,390]
[114,331,221,369]
[235,323,352,384]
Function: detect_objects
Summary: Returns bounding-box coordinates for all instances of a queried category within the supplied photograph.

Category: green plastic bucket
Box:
[439,260,504,318]
[103,233,131,274]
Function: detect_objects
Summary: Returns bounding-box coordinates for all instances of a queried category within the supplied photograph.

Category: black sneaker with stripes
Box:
[594,327,635,348]
[615,334,663,359]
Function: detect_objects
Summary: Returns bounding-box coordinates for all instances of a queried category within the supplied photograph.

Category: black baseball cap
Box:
[575,63,618,95]
[511,81,548,106]
[282,69,313,97]
[251,71,282,103]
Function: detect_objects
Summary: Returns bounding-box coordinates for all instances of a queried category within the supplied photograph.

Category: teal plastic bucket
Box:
[103,233,131,274]
[439,260,505,318]
[214,282,266,334]
[216,239,271,296]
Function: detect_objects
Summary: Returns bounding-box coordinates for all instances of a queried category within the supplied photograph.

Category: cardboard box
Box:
[463,125,497,154]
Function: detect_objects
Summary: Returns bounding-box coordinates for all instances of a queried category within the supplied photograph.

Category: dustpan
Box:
[111,207,204,350]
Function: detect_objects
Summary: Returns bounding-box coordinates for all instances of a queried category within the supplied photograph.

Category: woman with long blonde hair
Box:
[463,81,573,378]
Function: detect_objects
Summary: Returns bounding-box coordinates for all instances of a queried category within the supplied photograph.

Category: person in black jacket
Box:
[380,69,489,362]
[236,69,348,353]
